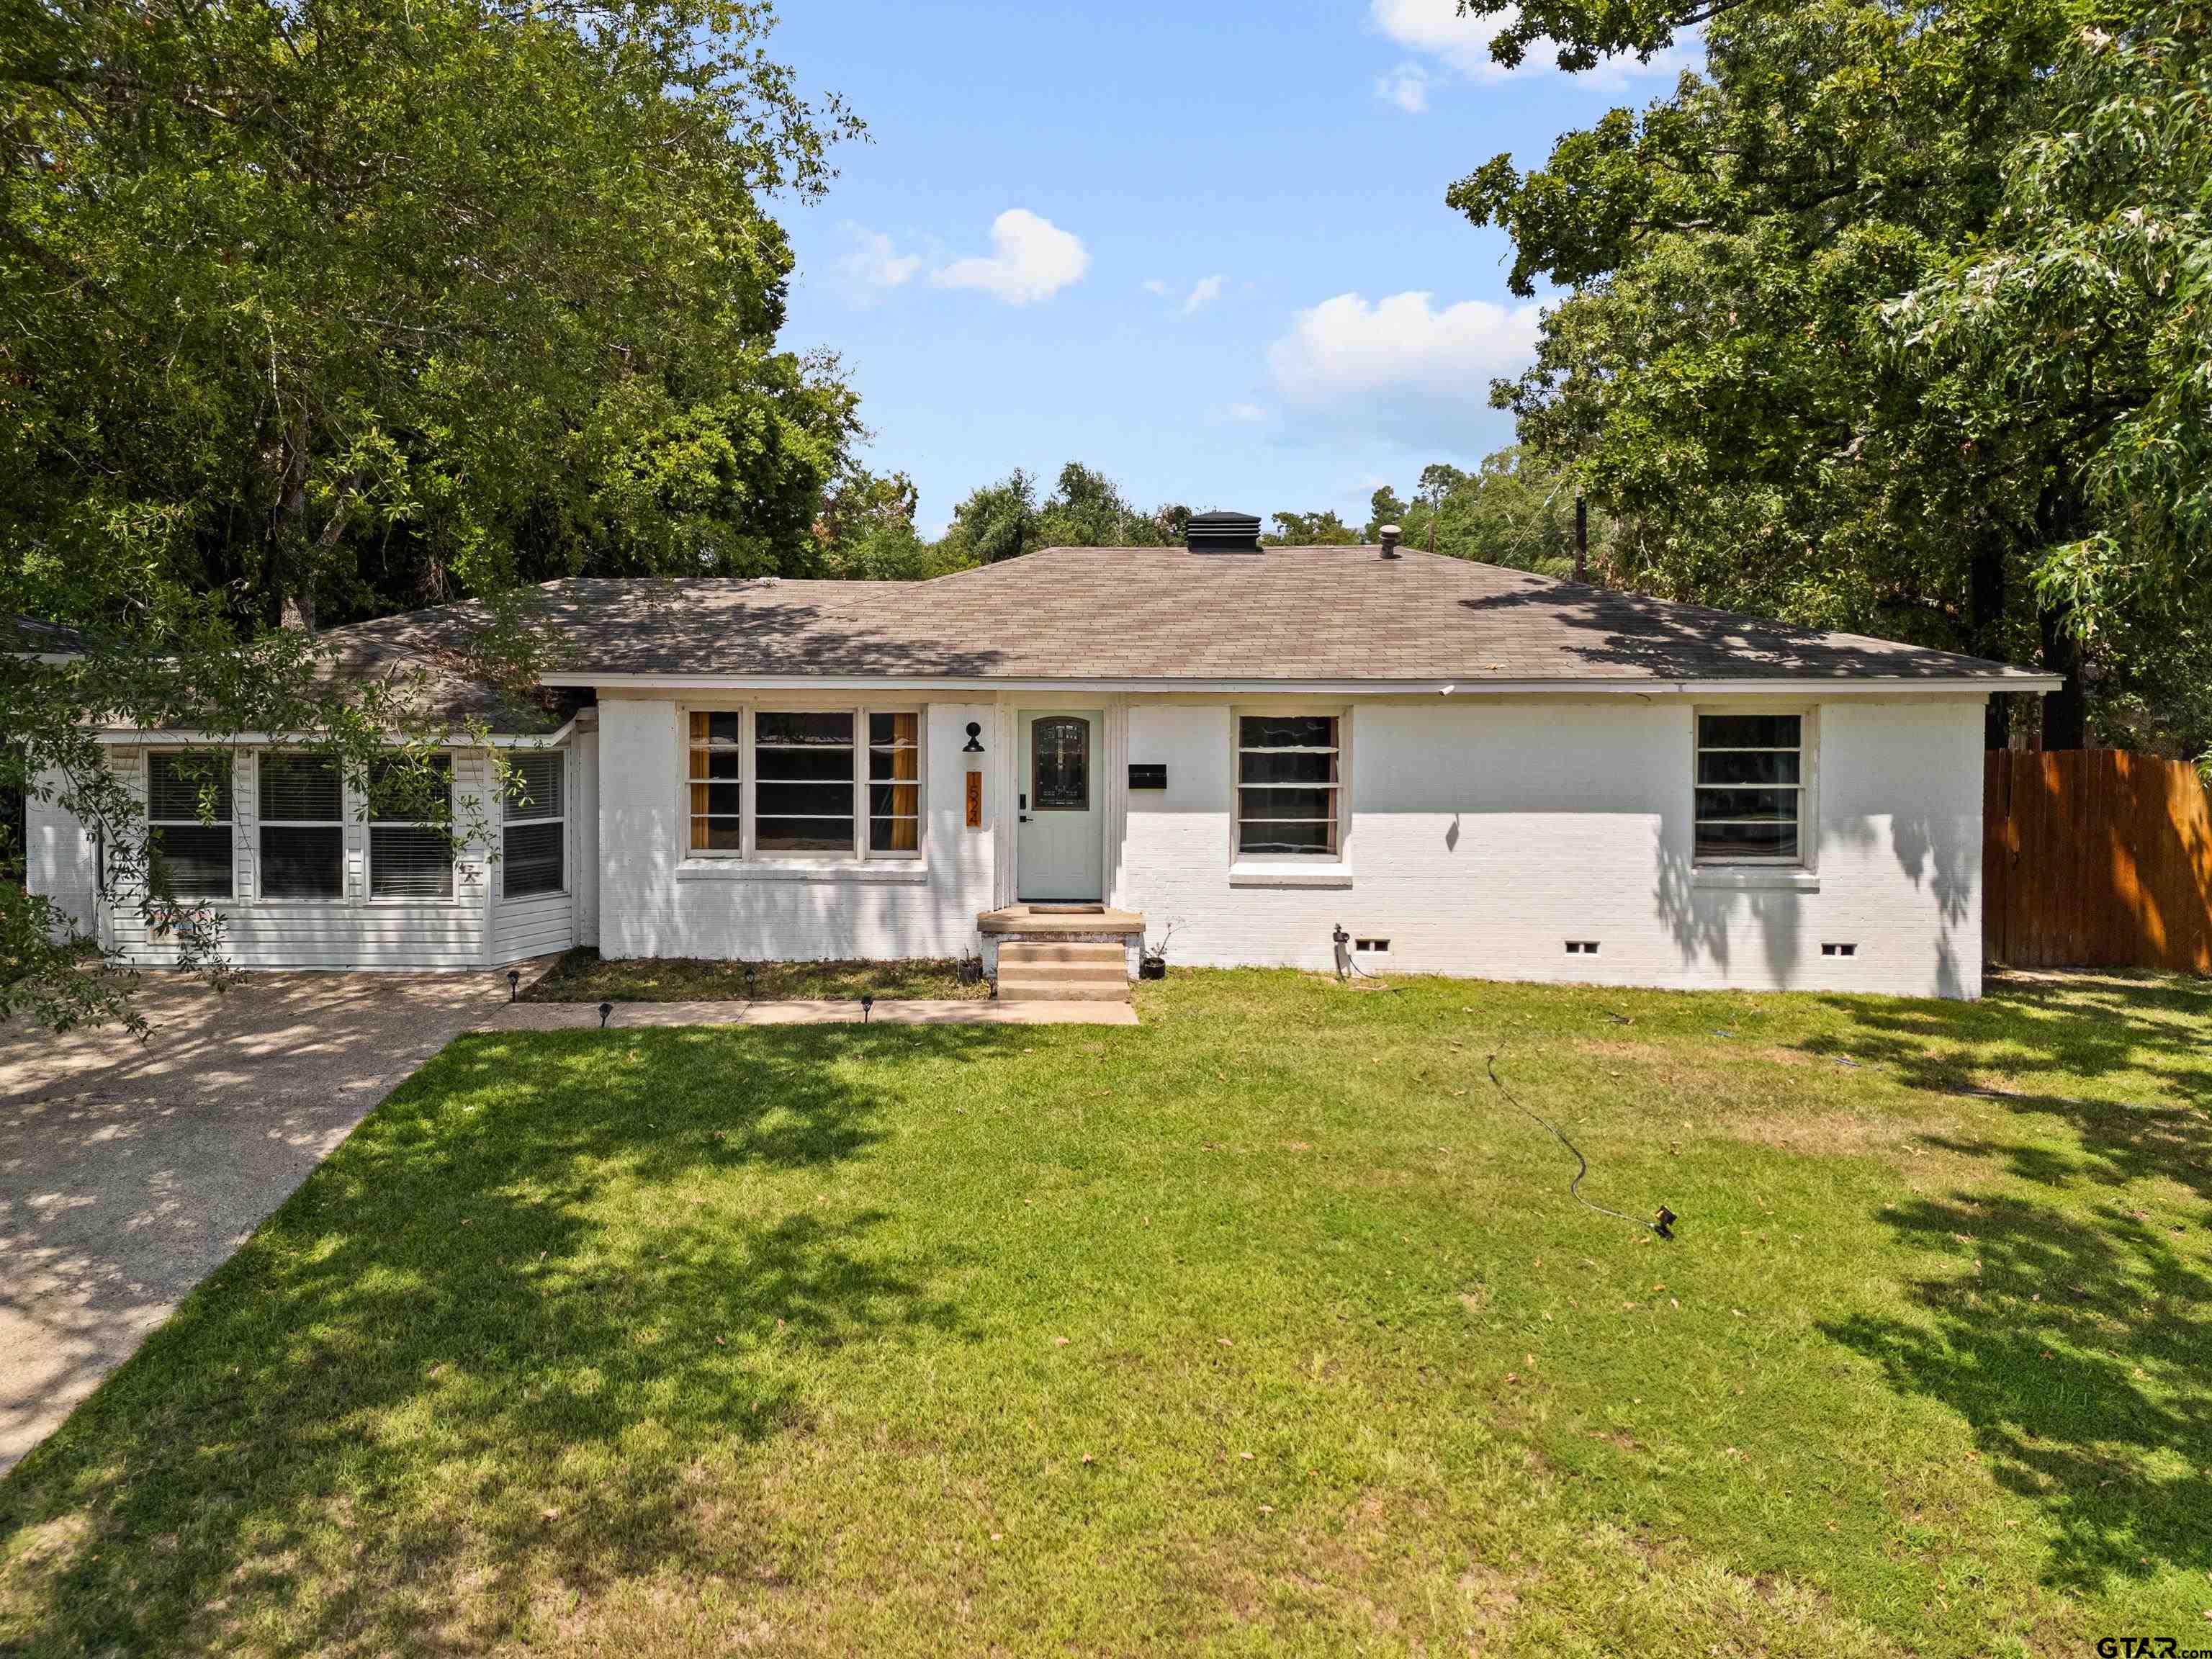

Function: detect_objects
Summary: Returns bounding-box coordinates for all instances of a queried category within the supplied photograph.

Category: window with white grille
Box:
[1236,714,1342,857]
[369,755,454,899]
[1694,714,1805,863]
[503,752,565,897]
[146,751,235,899]
[258,753,343,898]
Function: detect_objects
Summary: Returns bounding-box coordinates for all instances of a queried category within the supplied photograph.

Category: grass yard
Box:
[4,969,2208,1655]
[524,947,985,1002]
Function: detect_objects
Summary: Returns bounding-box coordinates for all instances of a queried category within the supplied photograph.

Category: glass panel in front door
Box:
[1030,716,1089,810]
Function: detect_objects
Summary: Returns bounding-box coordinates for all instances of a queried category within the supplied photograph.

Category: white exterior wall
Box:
[37,693,1986,997]
[1117,695,1983,998]
[25,767,99,938]
[91,745,539,971]
[597,697,997,962]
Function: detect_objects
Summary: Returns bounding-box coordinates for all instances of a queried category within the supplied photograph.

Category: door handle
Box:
[1019,791,1030,822]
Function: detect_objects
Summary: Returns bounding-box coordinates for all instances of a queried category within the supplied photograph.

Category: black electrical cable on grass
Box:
[1485,1053,1676,1241]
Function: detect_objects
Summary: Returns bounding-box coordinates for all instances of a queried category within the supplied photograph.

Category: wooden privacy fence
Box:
[1984,749,2212,973]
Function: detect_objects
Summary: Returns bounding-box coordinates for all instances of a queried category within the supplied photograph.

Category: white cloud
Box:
[1183,274,1226,314]
[933,209,1089,305]
[1224,402,1269,424]
[1141,278,1171,297]
[834,224,922,301]
[1375,61,1430,111]
[1266,290,1544,447]
[1369,0,1690,86]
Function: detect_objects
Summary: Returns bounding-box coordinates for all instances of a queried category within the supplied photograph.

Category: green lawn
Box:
[4,969,2208,1655]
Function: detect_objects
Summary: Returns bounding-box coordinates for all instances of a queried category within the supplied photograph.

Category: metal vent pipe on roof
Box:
[1379,523,1402,559]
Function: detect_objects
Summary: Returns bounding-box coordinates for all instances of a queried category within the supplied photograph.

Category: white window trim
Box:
[1228,705,1351,871]
[254,750,347,903]
[144,747,238,902]
[1690,704,1817,872]
[365,754,458,904]
[503,750,569,900]
[676,701,926,866]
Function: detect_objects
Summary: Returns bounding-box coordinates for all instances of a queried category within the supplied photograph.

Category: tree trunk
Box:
[2031,482,2087,751]
[271,412,315,631]
[1969,539,2009,750]
[2038,606,2087,750]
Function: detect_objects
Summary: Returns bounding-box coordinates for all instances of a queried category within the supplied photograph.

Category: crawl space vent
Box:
[1564,940,1601,956]
[1820,942,1858,958]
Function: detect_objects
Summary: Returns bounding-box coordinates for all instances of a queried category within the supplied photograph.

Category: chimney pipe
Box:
[1379,523,1402,560]
[1573,491,1588,583]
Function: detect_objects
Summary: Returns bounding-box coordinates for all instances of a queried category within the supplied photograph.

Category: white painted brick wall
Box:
[596,698,997,962]
[1118,696,1984,998]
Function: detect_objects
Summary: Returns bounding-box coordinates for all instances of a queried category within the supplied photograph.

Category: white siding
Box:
[597,698,996,962]
[1118,695,1984,998]
[24,767,99,938]
[575,729,601,948]
[100,747,501,971]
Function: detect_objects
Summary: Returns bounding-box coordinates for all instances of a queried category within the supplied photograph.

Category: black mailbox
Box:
[1128,763,1167,790]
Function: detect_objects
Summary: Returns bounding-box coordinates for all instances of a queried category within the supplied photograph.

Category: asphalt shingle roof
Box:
[317,544,2049,725]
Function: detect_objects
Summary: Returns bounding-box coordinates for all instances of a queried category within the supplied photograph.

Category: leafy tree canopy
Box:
[1362,446,1607,576]
[1,0,857,1026]
[1261,510,1359,546]
[1450,0,2212,755]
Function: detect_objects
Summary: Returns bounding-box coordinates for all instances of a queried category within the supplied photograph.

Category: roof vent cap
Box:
[1378,523,1401,559]
[1185,510,1262,554]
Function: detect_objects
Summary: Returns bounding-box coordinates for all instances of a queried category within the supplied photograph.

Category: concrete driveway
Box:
[0,969,521,1473]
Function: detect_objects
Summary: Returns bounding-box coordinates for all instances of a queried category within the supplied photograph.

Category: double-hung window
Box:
[867,712,921,855]
[368,754,454,899]
[1694,714,1805,862]
[258,753,344,897]
[503,751,566,897]
[688,713,745,853]
[146,751,235,899]
[1236,714,1342,856]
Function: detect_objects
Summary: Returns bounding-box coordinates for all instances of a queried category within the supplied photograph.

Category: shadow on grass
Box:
[0,1022,1012,1653]
[1809,974,2212,1597]
[1822,1192,2212,1596]
[1797,975,2212,1202]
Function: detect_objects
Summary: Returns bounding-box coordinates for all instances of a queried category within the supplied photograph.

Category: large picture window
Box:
[368,755,454,899]
[1236,714,1341,856]
[146,751,235,899]
[680,706,925,860]
[258,753,344,897]
[503,751,565,897]
[755,711,857,853]
[1694,714,1804,862]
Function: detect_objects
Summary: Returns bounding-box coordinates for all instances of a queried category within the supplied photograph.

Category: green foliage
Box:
[0,0,855,1027]
[2,0,858,624]
[1450,0,2212,754]
[1259,509,1359,545]
[1362,446,1604,575]
[939,462,1187,565]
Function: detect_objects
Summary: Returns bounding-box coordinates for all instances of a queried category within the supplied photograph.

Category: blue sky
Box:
[767,1,1683,535]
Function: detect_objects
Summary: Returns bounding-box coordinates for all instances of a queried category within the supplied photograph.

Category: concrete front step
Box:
[995,979,1133,1003]
[999,941,1128,966]
[994,935,1133,1003]
[997,957,1127,980]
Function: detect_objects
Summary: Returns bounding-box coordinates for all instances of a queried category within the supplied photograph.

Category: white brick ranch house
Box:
[27,520,2058,997]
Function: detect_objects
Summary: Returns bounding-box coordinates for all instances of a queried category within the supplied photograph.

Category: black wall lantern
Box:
[962,721,984,754]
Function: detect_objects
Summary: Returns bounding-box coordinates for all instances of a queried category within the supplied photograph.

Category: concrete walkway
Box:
[0,972,1130,1473]
[0,968,521,1473]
